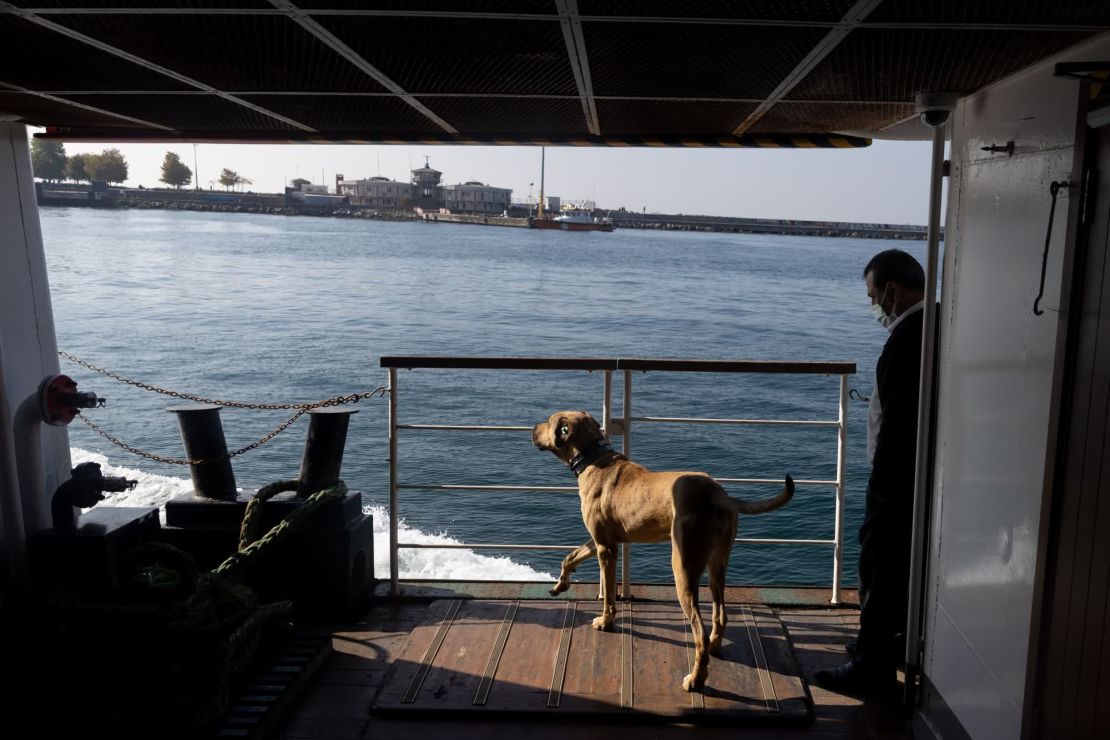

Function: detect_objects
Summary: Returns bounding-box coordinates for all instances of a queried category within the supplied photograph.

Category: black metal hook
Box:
[1034,180,1070,316]
[981,141,1015,156]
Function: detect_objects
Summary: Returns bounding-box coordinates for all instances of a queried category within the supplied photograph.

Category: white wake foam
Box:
[69,448,553,582]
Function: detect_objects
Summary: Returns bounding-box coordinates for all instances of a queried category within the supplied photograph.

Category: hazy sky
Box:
[46,134,937,225]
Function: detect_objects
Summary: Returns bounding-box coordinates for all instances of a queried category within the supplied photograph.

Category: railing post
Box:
[621,370,632,599]
[602,370,612,436]
[389,367,399,596]
[831,374,848,605]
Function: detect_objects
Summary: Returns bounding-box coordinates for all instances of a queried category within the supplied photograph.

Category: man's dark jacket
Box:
[856,306,924,667]
[867,307,924,514]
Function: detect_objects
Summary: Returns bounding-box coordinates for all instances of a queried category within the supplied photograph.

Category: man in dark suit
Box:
[815,248,926,696]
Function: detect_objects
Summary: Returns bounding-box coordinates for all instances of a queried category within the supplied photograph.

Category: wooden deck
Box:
[275,584,914,740]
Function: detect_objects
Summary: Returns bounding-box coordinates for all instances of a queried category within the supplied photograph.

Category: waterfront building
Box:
[337,175,410,209]
[443,181,512,215]
[410,159,445,210]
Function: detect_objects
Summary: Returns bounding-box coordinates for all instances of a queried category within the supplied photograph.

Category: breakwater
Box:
[35,183,926,238]
[608,212,928,240]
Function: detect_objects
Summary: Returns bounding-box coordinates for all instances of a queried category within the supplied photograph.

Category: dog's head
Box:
[532,410,605,464]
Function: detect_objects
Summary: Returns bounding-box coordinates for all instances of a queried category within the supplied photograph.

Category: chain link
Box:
[78,408,307,465]
[61,351,387,465]
[59,351,387,410]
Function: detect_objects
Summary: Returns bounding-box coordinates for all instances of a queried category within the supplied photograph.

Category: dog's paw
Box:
[591,616,613,631]
[682,673,705,693]
[549,581,570,596]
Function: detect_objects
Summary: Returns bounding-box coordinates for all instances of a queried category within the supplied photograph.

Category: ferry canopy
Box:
[3,1,1108,148]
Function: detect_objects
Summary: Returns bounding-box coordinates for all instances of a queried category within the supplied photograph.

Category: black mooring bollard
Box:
[297,408,357,497]
[167,404,237,500]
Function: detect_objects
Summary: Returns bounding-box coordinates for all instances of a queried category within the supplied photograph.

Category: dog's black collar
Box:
[569,438,618,476]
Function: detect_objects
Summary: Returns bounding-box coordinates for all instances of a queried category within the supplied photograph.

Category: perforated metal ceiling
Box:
[2,1,1107,146]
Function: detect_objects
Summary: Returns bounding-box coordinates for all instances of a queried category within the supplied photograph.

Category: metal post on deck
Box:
[831,375,848,605]
[297,407,357,497]
[168,404,237,500]
[602,370,612,437]
[621,370,632,598]
[388,368,399,596]
[904,98,952,708]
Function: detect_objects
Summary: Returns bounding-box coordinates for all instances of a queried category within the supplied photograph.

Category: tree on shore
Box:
[219,168,253,191]
[159,151,192,189]
[219,168,239,190]
[88,148,128,184]
[31,140,67,181]
[64,153,91,183]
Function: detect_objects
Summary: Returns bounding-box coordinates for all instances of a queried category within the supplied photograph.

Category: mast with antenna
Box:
[538,146,545,218]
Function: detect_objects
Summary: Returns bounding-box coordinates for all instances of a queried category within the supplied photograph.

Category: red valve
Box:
[38,374,81,426]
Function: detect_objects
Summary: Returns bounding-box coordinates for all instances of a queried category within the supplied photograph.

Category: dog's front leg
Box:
[592,543,617,630]
[550,540,596,595]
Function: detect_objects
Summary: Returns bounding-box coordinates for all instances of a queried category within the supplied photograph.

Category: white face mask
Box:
[871,285,896,329]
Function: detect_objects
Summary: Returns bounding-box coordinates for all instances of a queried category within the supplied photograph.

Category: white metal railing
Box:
[383,356,854,604]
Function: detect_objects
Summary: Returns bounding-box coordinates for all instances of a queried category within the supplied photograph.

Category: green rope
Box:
[238,479,299,551]
[215,481,348,579]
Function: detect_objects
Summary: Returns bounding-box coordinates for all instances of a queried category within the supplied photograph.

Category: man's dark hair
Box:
[863,249,925,291]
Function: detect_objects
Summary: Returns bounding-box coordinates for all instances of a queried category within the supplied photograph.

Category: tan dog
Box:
[532,410,794,692]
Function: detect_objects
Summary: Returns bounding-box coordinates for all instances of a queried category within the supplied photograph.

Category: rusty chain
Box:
[61,351,387,465]
[77,408,308,466]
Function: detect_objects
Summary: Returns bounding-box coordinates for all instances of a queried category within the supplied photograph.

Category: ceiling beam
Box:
[0,1,317,132]
[732,0,886,135]
[555,0,600,136]
[269,0,457,134]
[22,91,915,105]
[0,82,174,131]
[7,8,1107,32]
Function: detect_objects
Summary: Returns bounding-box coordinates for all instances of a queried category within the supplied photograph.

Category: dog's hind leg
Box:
[707,554,728,657]
[673,550,709,692]
[550,540,596,595]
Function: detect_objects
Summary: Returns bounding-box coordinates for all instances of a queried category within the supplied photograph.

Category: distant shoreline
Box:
[35,183,928,240]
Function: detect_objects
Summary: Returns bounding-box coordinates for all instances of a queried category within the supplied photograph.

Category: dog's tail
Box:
[730,474,794,515]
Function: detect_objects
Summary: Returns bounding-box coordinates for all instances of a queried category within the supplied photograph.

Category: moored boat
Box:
[530,208,615,231]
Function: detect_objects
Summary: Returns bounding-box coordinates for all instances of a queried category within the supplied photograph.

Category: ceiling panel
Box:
[864,0,1110,26]
[578,0,855,22]
[584,21,827,99]
[0,16,191,91]
[596,99,759,135]
[62,93,304,131]
[0,91,148,128]
[294,0,556,13]
[414,96,586,135]
[789,28,1094,101]
[242,94,444,133]
[314,15,575,96]
[748,101,916,133]
[48,13,387,92]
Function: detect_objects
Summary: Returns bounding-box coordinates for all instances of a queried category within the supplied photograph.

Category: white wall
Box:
[0,124,71,545]
[923,33,1110,740]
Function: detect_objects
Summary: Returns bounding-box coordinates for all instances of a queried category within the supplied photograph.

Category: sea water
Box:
[41,207,926,586]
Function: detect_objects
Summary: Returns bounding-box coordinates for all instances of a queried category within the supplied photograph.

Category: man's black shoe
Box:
[812,659,895,697]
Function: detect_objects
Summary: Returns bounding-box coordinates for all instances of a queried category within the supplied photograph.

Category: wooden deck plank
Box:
[558,600,624,710]
[277,595,913,740]
[482,601,568,709]
[627,601,701,711]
